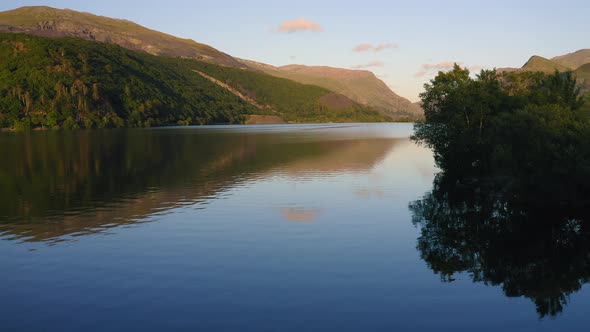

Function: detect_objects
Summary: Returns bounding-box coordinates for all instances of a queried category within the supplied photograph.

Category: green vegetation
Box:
[0,33,256,129]
[413,65,590,204]
[0,33,388,130]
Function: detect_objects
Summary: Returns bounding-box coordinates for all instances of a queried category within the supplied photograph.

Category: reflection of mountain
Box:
[410,175,590,318]
[0,127,400,243]
[276,138,395,176]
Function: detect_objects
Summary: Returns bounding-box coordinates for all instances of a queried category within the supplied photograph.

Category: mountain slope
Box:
[0,6,246,68]
[521,55,571,73]
[552,49,590,70]
[189,61,390,123]
[240,59,422,120]
[575,63,590,94]
[0,33,388,130]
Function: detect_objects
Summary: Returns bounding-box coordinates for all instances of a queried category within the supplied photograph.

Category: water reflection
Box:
[0,125,402,244]
[410,174,590,317]
[281,208,321,223]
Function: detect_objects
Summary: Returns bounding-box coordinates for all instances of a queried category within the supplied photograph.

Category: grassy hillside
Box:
[0,6,246,68]
[521,55,571,73]
[576,63,590,95]
[575,63,590,80]
[552,49,590,70]
[0,33,388,130]
[190,61,390,123]
[241,59,421,120]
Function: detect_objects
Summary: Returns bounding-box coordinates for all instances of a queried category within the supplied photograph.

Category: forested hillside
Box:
[0,33,388,130]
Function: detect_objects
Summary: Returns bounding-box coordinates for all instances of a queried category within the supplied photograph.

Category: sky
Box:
[2,0,589,101]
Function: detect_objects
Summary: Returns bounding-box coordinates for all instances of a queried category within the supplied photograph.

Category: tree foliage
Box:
[413,65,590,202]
[0,33,259,129]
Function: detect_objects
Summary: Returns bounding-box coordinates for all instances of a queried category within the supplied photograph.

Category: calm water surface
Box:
[1,123,589,331]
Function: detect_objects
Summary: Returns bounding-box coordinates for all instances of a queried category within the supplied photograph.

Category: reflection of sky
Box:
[2,126,590,331]
[221,138,437,255]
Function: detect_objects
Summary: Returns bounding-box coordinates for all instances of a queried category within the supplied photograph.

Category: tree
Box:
[413,65,589,184]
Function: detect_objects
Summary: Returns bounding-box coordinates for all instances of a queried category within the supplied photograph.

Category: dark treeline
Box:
[411,66,590,317]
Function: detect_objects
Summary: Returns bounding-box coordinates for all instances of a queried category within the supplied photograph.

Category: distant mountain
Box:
[500,51,590,95]
[0,6,246,68]
[520,55,572,73]
[239,60,422,120]
[552,49,590,70]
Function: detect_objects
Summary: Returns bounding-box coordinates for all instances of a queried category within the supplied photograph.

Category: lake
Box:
[1,123,589,331]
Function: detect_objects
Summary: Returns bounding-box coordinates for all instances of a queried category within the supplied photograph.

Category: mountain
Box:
[0,6,420,122]
[0,6,246,68]
[240,59,422,120]
[1,129,397,242]
[0,33,389,130]
[520,55,572,73]
[552,49,590,70]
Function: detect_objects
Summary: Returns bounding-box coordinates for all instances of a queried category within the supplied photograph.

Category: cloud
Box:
[351,60,385,69]
[469,65,484,72]
[353,43,398,52]
[414,61,484,78]
[277,18,323,33]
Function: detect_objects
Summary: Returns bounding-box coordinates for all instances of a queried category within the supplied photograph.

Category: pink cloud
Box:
[277,18,323,33]
[353,44,373,52]
[351,61,385,69]
[414,61,485,78]
[353,43,398,52]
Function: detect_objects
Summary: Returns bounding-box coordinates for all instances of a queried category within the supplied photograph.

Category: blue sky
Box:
[2,0,589,101]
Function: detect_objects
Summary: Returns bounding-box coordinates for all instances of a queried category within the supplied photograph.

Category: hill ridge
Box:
[552,49,590,70]
[0,6,247,68]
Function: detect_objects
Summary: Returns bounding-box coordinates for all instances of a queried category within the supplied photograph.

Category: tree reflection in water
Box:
[410,174,590,318]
